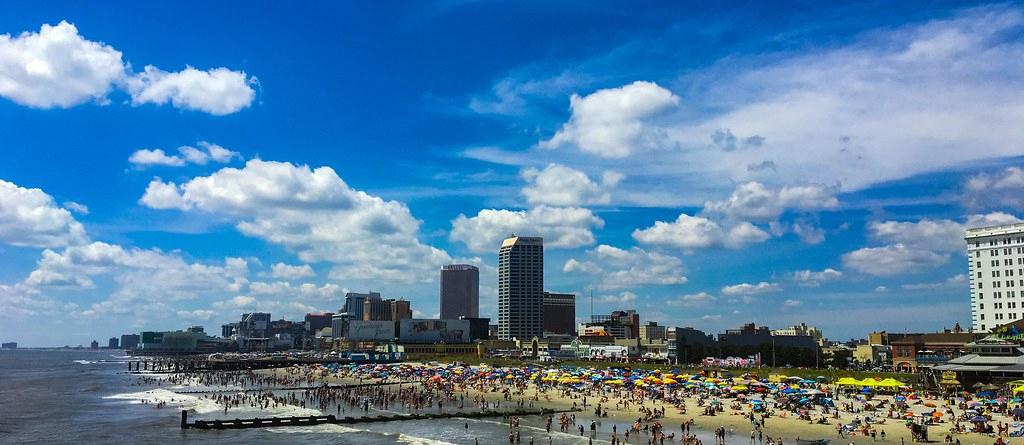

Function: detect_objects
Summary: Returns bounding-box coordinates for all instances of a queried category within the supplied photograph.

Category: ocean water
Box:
[0,350,709,444]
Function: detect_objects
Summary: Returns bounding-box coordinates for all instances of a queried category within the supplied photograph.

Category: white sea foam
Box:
[73,360,95,364]
[104,387,323,418]
[396,434,457,445]
[105,388,223,414]
[168,383,244,392]
[263,424,361,434]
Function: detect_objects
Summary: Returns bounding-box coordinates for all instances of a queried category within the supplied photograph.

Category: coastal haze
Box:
[2,1,1024,445]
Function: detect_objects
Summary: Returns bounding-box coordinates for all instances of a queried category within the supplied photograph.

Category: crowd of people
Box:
[124,361,1024,444]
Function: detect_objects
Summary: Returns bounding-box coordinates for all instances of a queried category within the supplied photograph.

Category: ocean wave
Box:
[396,434,457,445]
[73,360,95,365]
[104,388,323,418]
[263,424,361,434]
[104,389,223,414]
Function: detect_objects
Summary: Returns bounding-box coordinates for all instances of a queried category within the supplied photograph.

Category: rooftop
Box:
[965,222,1024,239]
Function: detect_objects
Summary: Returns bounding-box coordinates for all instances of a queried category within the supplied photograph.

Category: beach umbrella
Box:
[971,415,988,423]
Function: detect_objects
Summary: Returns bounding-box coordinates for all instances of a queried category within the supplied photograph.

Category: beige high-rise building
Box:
[967,222,1024,332]
[498,235,544,340]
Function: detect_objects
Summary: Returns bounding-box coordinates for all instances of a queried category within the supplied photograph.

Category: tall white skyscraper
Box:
[498,235,544,340]
[966,222,1024,332]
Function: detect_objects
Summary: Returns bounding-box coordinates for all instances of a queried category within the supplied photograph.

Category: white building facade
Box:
[967,222,1024,332]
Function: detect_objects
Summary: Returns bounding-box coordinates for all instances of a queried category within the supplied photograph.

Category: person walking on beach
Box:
[751,429,757,444]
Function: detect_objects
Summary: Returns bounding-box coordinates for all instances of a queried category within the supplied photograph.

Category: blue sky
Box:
[2,1,1023,346]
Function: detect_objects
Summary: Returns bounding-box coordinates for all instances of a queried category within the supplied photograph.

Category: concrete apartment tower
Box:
[966,222,1024,332]
[440,264,480,319]
[498,235,544,340]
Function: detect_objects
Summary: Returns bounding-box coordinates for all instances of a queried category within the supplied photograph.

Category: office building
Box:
[90,340,99,349]
[342,292,381,321]
[966,222,1024,332]
[639,321,668,340]
[108,337,119,349]
[221,323,239,338]
[440,264,480,319]
[331,314,348,340]
[240,312,271,338]
[138,330,233,354]
[304,313,334,336]
[543,291,576,336]
[363,298,412,321]
[459,316,492,340]
[120,334,139,350]
[498,235,544,340]
[584,310,640,339]
[391,299,412,321]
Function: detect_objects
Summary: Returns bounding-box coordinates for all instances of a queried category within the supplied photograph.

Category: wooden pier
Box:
[181,408,575,430]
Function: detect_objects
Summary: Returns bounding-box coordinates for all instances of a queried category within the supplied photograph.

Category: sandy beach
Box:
[246,364,1010,445]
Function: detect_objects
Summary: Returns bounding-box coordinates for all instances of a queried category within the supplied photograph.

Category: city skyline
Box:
[3,2,1024,345]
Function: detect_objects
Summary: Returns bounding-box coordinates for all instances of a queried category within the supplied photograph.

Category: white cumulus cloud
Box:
[540,80,679,158]
[842,244,949,276]
[450,206,604,253]
[126,66,256,115]
[0,21,255,115]
[791,268,842,287]
[139,159,451,282]
[0,179,88,248]
[562,244,687,290]
[129,141,240,169]
[521,163,621,206]
[721,281,782,296]
[632,213,769,250]
[0,21,124,108]
[270,263,315,280]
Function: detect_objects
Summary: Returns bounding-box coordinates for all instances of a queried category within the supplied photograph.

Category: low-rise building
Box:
[120,334,139,350]
[891,327,980,372]
[639,321,667,341]
[772,322,826,347]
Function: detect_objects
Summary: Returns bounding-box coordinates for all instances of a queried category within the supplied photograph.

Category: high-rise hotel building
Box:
[967,222,1024,332]
[440,264,480,320]
[498,235,544,340]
